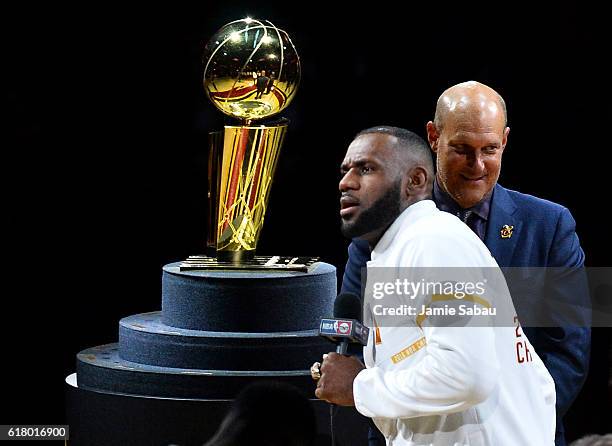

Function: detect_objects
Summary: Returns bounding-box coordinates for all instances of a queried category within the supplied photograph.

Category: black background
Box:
[6,0,611,441]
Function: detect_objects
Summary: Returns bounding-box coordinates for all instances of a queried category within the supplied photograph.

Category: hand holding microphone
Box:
[313,293,369,406]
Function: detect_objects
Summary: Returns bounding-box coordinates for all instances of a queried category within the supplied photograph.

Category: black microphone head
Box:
[333,292,362,322]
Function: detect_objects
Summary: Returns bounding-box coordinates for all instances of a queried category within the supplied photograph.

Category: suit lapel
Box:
[485,184,522,267]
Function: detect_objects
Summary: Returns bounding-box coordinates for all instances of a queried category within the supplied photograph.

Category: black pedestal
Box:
[65,374,370,446]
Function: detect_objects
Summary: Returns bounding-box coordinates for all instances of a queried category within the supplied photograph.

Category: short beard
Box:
[341,178,402,239]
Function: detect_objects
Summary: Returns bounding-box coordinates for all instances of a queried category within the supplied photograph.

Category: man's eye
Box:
[483,146,497,154]
[360,166,372,174]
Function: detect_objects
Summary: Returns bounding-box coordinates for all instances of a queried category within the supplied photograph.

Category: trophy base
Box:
[217,249,256,263]
[179,255,320,272]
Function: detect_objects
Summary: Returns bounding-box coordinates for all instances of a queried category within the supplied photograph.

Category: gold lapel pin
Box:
[500,225,514,239]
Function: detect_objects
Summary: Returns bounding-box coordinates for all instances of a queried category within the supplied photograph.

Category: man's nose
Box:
[339,170,359,192]
[467,152,485,171]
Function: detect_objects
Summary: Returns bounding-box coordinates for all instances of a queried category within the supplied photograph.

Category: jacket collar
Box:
[371,200,437,261]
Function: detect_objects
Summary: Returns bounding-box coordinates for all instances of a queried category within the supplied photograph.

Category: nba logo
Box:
[335,320,352,335]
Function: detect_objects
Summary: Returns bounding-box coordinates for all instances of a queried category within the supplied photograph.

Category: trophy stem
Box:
[207,123,288,262]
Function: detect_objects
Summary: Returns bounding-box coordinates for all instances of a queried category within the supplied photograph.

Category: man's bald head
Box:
[426,81,510,208]
[433,81,507,132]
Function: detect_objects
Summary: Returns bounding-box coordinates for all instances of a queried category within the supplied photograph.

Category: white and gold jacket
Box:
[353,200,556,446]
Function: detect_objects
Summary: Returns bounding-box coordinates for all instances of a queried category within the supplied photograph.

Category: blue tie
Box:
[457,210,473,225]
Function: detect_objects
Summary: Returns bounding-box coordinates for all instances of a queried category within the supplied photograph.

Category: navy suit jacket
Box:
[341,184,591,446]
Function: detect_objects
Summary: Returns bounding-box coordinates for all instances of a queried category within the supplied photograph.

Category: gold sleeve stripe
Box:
[391,336,427,364]
[431,293,492,308]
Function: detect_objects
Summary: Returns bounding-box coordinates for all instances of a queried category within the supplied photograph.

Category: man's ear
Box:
[501,126,510,151]
[426,121,439,153]
[405,166,428,194]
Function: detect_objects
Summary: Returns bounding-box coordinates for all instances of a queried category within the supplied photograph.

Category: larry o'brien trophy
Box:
[67,18,356,445]
[181,17,316,271]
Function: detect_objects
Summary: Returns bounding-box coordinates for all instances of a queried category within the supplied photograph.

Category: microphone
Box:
[319,292,369,354]
[318,293,369,446]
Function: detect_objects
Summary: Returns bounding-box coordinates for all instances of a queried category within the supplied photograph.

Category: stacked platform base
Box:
[160,262,336,331]
[76,343,319,399]
[75,261,337,399]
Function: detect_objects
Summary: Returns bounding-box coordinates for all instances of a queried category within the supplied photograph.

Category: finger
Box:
[323,352,340,363]
[320,360,329,373]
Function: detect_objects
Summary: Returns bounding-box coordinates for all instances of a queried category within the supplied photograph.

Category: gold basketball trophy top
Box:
[180,18,317,271]
[202,18,300,122]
